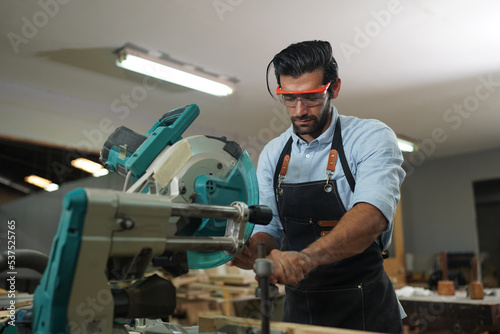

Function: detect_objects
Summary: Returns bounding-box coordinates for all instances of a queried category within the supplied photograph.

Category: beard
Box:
[291,102,331,138]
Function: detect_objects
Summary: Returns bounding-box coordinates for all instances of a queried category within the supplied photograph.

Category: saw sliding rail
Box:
[166,200,262,253]
[84,188,271,257]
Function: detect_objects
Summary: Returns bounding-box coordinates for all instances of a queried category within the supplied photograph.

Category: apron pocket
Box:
[304,284,365,329]
[283,217,316,251]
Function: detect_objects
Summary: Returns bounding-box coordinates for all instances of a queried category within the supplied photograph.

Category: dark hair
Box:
[266,40,339,97]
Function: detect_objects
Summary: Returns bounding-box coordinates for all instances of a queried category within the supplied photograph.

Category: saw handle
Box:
[248,205,273,225]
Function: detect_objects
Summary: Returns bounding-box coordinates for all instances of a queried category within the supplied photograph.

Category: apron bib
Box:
[273,119,402,333]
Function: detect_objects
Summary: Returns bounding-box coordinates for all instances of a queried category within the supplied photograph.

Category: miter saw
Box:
[10,104,272,334]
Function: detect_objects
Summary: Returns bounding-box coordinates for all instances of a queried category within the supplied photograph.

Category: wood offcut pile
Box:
[167,270,260,326]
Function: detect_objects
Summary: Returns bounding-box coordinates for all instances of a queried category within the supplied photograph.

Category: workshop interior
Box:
[1,1,500,333]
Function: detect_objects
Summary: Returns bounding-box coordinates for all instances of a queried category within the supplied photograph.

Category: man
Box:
[228,40,405,333]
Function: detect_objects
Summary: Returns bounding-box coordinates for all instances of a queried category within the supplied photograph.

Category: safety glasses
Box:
[276,82,331,107]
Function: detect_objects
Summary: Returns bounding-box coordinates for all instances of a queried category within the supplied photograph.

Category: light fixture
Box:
[397,137,417,153]
[24,175,59,192]
[115,44,236,97]
[71,158,109,177]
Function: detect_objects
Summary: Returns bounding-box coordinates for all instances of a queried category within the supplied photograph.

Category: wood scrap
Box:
[171,274,209,288]
[176,290,212,300]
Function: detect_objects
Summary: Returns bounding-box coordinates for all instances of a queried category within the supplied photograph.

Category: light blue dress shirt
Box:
[253,105,406,251]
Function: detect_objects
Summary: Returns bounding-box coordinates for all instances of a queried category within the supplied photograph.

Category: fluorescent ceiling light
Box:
[92,168,110,177]
[24,175,59,192]
[116,45,235,97]
[71,158,109,177]
[397,137,416,153]
[44,183,60,192]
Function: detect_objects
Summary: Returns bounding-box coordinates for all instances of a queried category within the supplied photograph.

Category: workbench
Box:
[198,314,368,334]
[399,289,500,333]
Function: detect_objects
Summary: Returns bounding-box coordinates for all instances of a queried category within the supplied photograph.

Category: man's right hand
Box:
[226,236,260,270]
[227,232,280,270]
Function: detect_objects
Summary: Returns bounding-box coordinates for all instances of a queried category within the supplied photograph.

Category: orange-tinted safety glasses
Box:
[276,82,331,95]
[276,82,331,107]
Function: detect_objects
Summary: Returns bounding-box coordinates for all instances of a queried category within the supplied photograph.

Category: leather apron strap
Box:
[274,118,355,198]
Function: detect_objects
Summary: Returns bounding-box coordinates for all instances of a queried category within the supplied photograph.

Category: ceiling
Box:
[1,0,500,196]
[0,136,100,197]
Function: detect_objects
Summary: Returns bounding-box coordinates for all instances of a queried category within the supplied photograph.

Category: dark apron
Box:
[274,119,403,333]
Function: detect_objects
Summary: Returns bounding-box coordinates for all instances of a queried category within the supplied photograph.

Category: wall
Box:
[401,147,500,274]
[0,173,124,255]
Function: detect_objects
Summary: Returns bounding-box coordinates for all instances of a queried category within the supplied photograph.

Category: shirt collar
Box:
[290,105,339,147]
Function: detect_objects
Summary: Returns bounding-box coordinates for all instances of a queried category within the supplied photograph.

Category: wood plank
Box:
[188,282,254,295]
[199,315,376,334]
[208,274,255,285]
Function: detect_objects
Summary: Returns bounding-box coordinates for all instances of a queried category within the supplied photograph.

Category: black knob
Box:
[248,205,273,225]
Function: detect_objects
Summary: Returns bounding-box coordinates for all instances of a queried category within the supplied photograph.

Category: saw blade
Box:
[153,135,258,269]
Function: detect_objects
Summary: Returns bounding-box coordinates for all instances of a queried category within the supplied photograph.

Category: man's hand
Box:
[227,236,259,270]
[267,249,317,286]
[227,232,281,270]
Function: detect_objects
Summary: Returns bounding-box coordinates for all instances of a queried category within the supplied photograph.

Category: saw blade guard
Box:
[190,141,258,268]
[152,135,258,269]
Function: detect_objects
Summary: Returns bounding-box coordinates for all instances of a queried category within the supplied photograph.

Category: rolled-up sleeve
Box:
[252,139,285,247]
[347,120,405,249]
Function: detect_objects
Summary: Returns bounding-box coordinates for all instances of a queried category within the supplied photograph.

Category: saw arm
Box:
[101,104,262,268]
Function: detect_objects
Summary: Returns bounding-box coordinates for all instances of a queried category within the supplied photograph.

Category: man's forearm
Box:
[301,202,388,267]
